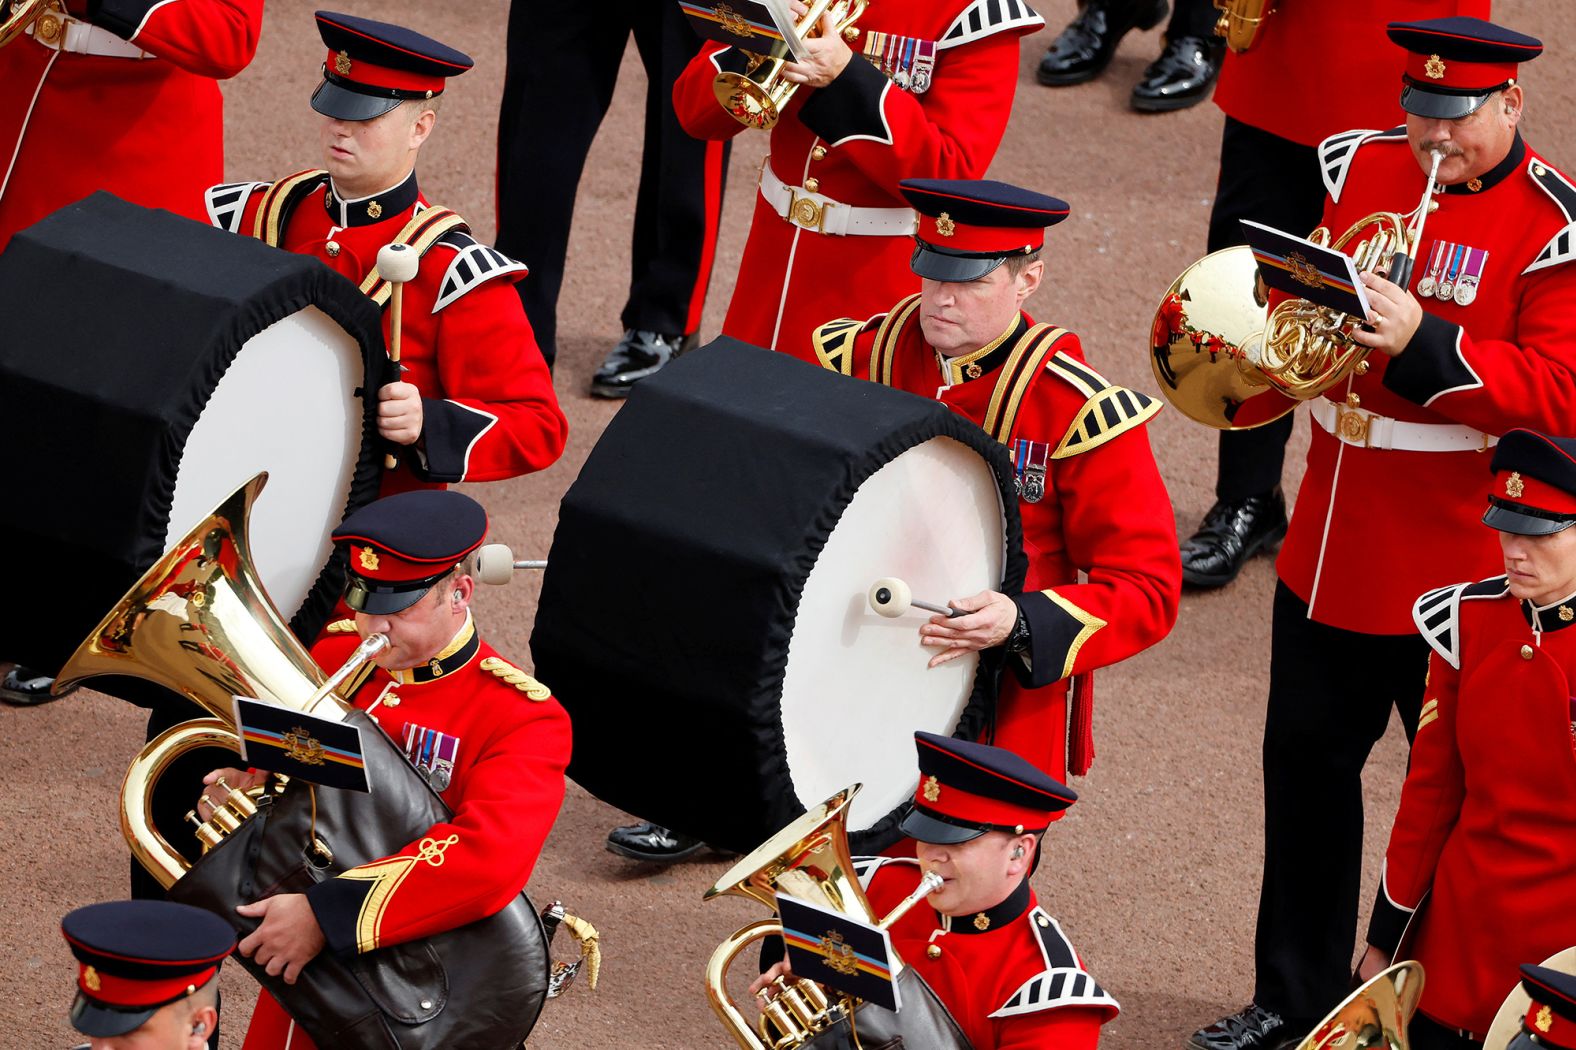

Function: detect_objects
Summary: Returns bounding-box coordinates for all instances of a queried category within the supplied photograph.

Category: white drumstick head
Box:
[868,577,912,618]
[475,543,516,586]
[377,242,420,284]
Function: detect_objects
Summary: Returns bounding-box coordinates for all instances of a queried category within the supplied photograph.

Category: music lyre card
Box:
[778,894,902,1011]
[1240,219,1374,319]
[234,697,371,792]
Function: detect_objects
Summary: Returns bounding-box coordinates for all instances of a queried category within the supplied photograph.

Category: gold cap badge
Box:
[1424,54,1446,79]
[83,966,101,992]
[1537,1005,1553,1033]
[359,546,380,571]
[935,212,955,237]
[335,50,352,76]
[1506,472,1525,498]
[922,775,941,802]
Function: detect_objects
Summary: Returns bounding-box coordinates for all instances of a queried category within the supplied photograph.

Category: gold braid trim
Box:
[1040,588,1108,679]
[337,855,419,953]
[357,207,468,308]
[983,325,1062,444]
[1416,698,1440,732]
[812,317,864,375]
[562,912,602,991]
[251,169,329,246]
[325,619,357,634]
[479,656,552,701]
[870,294,923,387]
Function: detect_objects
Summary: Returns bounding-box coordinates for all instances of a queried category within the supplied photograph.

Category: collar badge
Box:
[972,912,990,931]
[366,200,383,219]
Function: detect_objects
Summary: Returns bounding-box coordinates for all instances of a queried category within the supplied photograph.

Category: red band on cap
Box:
[79,963,214,1009]
[324,49,445,96]
[1526,1000,1570,1044]
[1405,50,1517,92]
[917,212,1043,256]
[912,779,1051,831]
[1492,470,1576,517]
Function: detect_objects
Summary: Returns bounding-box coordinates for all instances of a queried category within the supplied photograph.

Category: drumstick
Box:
[376,243,420,469]
[868,577,962,618]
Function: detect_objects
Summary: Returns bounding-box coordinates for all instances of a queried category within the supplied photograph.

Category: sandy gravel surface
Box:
[4,2,1573,1047]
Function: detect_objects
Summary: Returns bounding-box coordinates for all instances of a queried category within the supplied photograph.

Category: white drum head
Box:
[165,306,364,622]
[1484,947,1576,1049]
[779,436,1007,832]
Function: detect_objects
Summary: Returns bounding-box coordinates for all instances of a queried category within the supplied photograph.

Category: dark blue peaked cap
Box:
[899,730,1077,845]
[1483,429,1576,537]
[900,178,1070,282]
[333,490,488,615]
[1518,964,1576,1048]
[313,11,474,121]
[1388,17,1542,119]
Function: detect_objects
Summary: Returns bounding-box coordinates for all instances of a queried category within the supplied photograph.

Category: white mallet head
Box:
[475,543,516,586]
[377,242,420,284]
[868,577,913,618]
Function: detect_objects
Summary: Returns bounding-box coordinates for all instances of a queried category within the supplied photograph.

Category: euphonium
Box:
[1212,0,1276,53]
[712,0,868,130]
[704,785,946,1050]
[1291,960,1423,1050]
[0,0,57,48]
[1150,150,1444,430]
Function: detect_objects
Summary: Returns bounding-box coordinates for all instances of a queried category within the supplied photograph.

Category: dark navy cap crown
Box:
[312,11,474,121]
[900,179,1070,282]
[1483,429,1576,536]
[1518,964,1576,1048]
[62,901,235,1038]
[899,731,1077,845]
[1388,17,1542,119]
[333,490,488,615]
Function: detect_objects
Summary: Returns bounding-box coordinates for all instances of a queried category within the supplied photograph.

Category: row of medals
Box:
[1415,243,1480,306]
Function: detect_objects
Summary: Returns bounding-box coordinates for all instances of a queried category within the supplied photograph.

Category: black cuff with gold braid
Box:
[1008,591,1105,689]
[797,55,892,147]
[306,876,373,956]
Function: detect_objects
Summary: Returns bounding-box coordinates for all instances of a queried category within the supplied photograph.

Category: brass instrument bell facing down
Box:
[712,0,868,130]
[1293,960,1423,1050]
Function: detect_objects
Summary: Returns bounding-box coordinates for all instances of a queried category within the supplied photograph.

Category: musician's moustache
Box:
[1422,143,1463,157]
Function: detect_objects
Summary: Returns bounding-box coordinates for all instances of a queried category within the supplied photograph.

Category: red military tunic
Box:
[1274,131,1576,634]
[672,0,1041,360]
[1212,0,1489,147]
[860,857,1118,1049]
[0,0,261,252]
[817,301,1181,778]
[1367,577,1576,1035]
[207,171,567,496]
[242,617,573,1050]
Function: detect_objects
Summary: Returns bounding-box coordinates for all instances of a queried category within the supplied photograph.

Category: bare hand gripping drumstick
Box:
[867,577,962,618]
[376,242,420,470]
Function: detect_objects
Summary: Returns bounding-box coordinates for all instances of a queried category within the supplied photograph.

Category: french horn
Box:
[1293,960,1424,1050]
[1,0,57,49]
[712,0,867,130]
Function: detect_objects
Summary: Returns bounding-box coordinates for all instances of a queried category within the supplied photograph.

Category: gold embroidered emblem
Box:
[327,619,357,634]
[935,212,956,237]
[335,50,352,76]
[1536,1005,1554,1033]
[1424,54,1446,80]
[714,3,754,38]
[1467,177,1483,192]
[359,546,380,571]
[1562,606,1574,622]
[479,656,552,700]
[819,930,860,975]
[283,727,326,766]
[83,966,100,992]
[1507,471,1525,498]
[367,200,383,219]
[922,775,941,802]
[429,658,444,678]
[417,834,459,866]
[965,362,982,379]
[1287,251,1325,289]
[972,912,990,931]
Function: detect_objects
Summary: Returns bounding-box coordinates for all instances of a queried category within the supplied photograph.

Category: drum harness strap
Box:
[249,169,469,308]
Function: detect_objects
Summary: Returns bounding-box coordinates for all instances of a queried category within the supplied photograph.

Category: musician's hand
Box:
[197,767,268,821]
[1356,943,1391,983]
[749,961,795,1000]
[237,894,325,985]
[378,381,424,445]
[1351,272,1423,357]
[781,9,853,88]
[920,590,1018,669]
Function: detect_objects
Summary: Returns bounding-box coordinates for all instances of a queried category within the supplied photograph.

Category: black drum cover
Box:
[532,341,1026,854]
[0,193,387,676]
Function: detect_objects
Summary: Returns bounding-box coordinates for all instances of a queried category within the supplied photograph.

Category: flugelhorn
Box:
[1,0,58,48]
[1150,150,1444,429]
[712,0,868,130]
[1292,960,1423,1049]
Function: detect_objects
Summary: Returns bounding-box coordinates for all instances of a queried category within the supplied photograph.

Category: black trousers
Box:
[1253,582,1428,1020]
[1206,117,1328,500]
[1163,0,1221,40]
[1410,1014,1483,1050]
[495,1,729,366]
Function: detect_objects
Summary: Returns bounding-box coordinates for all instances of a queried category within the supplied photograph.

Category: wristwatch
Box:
[1004,606,1031,654]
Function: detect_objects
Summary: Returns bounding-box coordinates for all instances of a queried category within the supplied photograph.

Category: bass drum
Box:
[0,192,387,675]
[532,340,1026,853]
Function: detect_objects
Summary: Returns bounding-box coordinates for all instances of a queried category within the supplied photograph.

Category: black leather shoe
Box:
[590,329,691,400]
[1036,0,1170,87]
[605,821,706,863]
[0,664,76,706]
[1131,34,1224,111]
[1180,489,1288,588]
[1187,1004,1309,1050]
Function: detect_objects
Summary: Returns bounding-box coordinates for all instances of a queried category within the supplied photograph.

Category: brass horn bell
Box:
[712,0,867,130]
[0,0,60,49]
[1292,960,1424,1050]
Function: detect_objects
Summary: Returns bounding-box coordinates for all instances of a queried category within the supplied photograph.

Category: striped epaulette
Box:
[1045,351,1161,459]
[989,908,1120,1019]
[1412,575,1510,669]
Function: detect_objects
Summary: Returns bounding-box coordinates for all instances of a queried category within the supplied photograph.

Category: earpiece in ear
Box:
[1011,845,1025,860]
[453,590,463,602]
[193,1022,207,1037]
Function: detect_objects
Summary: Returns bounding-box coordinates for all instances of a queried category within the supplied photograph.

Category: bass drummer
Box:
[813,178,1181,784]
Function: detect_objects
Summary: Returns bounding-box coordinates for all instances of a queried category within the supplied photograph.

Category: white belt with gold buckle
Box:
[759,163,916,237]
[28,9,154,59]
[1310,397,1497,452]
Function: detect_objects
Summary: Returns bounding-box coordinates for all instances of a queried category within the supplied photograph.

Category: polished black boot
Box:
[1179,488,1288,587]
[605,821,705,863]
[1187,1003,1312,1050]
[1036,0,1171,86]
[1130,33,1224,111]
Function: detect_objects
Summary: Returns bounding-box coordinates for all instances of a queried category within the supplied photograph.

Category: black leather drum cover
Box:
[0,193,387,677]
[532,341,1026,855]
[169,711,549,1049]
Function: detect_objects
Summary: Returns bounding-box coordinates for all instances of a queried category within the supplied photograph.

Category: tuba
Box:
[705,785,968,1050]
[57,473,595,1049]
[1291,960,1423,1049]
[1,0,56,48]
[712,0,868,130]
[1212,0,1276,53]
[1150,151,1444,430]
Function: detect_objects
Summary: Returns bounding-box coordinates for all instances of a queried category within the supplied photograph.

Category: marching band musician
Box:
[670,0,1045,363]
[754,732,1120,1049]
[1204,19,1576,1050]
[814,179,1181,783]
[199,491,572,1050]
[61,900,235,1050]
[204,12,566,499]
[1353,430,1576,1050]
